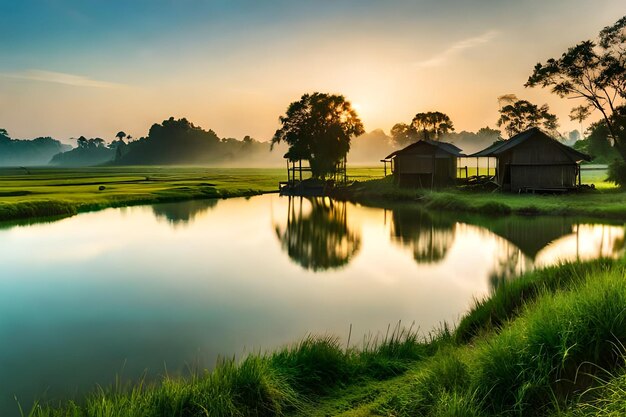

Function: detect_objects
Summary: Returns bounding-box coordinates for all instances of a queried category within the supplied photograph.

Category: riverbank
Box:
[335,174,626,221]
[24,258,626,416]
[0,167,388,223]
[0,167,286,223]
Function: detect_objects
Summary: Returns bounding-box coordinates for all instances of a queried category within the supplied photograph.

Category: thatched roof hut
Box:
[470,128,591,192]
[382,140,465,188]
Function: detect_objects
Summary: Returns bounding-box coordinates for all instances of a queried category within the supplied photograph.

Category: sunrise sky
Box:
[1,0,624,142]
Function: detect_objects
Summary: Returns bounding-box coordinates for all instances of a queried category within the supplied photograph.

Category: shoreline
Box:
[332,176,626,222]
[24,258,626,417]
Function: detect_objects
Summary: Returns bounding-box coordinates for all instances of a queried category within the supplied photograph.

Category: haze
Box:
[1,0,624,141]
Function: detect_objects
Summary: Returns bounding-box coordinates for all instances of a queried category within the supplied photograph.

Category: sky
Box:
[0,0,624,143]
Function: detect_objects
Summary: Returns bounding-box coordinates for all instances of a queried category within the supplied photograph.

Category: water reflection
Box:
[274,197,361,271]
[151,199,218,226]
[1,195,625,417]
[388,207,456,263]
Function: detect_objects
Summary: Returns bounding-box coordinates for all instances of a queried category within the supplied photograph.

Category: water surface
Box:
[0,195,623,415]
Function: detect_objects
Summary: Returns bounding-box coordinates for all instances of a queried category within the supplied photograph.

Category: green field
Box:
[0,165,620,223]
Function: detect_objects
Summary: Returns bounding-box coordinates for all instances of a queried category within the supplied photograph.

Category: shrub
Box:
[606,159,626,187]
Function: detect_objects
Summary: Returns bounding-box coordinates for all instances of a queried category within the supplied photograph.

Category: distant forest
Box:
[0,129,71,166]
[0,115,604,168]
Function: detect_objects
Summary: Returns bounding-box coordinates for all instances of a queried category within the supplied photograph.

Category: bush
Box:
[607,159,626,187]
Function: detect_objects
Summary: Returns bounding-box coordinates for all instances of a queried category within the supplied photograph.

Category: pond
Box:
[0,194,623,415]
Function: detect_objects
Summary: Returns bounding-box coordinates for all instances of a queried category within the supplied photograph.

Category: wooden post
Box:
[299,160,302,182]
[431,149,436,189]
[476,157,479,178]
[286,159,290,184]
[384,161,387,177]
[487,157,490,177]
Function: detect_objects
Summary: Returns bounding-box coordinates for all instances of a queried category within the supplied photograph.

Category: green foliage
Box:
[497,99,559,138]
[411,111,455,140]
[272,93,364,179]
[526,15,626,160]
[607,159,626,187]
[390,122,418,147]
[576,121,620,163]
[455,259,615,343]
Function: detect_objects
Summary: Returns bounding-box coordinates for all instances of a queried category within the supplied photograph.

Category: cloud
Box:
[413,30,499,69]
[0,69,123,88]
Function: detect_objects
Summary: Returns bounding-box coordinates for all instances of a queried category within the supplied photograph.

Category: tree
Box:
[496,99,559,138]
[390,123,417,147]
[116,131,127,142]
[272,92,364,179]
[497,94,518,109]
[569,105,592,139]
[411,111,454,140]
[76,136,88,149]
[526,15,626,160]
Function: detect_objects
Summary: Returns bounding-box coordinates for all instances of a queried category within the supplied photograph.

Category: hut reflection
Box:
[151,199,218,226]
[389,207,456,264]
[274,197,361,271]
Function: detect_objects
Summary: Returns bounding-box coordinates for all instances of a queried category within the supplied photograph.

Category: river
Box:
[0,194,623,415]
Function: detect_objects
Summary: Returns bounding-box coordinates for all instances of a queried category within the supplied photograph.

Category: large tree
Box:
[496,99,559,138]
[390,122,418,147]
[272,92,364,179]
[411,111,454,140]
[526,15,626,159]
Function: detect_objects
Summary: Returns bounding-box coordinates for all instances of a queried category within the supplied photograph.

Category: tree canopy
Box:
[496,99,558,138]
[526,15,626,159]
[411,111,455,140]
[272,92,364,179]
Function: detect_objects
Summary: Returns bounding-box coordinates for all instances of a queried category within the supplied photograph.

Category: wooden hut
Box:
[470,128,591,192]
[382,140,465,188]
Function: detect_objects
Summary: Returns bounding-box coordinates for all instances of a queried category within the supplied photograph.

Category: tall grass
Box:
[26,328,438,417]
[25,259,626,417]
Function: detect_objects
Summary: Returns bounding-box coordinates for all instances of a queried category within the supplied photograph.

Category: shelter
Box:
[470,128,591,192]
[381,140,465,188]
[279,149,347,194]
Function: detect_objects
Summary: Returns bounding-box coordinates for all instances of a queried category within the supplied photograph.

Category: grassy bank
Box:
[0,167,386,223]
[24,258,626,417]
[0,167,283,222]
[339,169,626,220]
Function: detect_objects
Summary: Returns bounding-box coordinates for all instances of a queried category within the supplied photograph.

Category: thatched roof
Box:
[470,127,591,162]
[384,139,465,160]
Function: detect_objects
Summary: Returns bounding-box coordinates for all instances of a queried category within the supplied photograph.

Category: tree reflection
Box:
[389,207,456,264]
[151,199,218,226]
[274,197,361,271]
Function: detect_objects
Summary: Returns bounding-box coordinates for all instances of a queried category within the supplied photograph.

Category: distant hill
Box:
[0,132,71,166]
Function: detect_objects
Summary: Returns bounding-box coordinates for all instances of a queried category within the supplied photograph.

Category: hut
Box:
[381,140,465,188]
[470,128,591,192]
